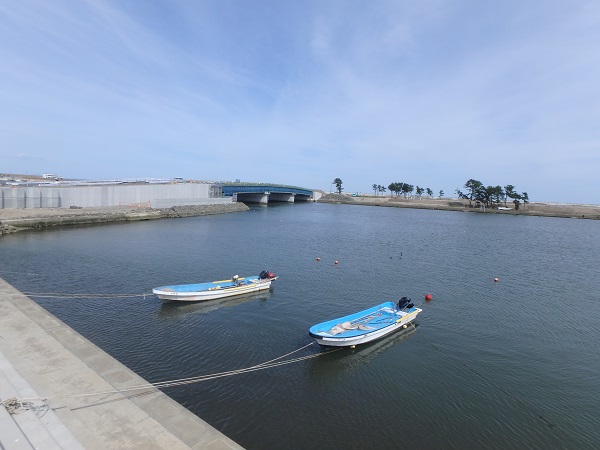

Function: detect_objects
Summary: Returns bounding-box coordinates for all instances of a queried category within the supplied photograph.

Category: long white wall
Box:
[0,184,231,209]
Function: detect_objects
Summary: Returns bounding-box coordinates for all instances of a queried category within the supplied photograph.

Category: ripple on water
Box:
[2,205,600,449]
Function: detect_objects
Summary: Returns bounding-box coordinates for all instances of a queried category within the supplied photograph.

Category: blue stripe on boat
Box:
[309,301,403,338]
[155,276,260,292]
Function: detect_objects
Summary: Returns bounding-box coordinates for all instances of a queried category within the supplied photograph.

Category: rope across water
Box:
[1,342,341,413]
[22,292,149,299]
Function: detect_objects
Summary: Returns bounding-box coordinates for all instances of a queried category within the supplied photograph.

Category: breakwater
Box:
[0,203,250,236]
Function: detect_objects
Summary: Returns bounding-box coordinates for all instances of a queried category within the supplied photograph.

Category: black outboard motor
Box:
[398,297,411,310]
[259,270,271,280]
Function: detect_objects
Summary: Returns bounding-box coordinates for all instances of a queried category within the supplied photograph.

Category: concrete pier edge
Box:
[0,278,243,449]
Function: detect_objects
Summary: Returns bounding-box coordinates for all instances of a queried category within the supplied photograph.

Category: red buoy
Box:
[425,293,432,301]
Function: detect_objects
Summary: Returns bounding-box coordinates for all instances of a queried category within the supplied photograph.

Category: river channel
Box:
[1,202,599,449]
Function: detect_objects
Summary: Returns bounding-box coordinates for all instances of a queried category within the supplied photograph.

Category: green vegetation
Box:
[333,178,343,194]
[455,179,529,209]
[372,184,386,196]
[383,182,439,199]
[386,182,414,198]
[337,179,528,209]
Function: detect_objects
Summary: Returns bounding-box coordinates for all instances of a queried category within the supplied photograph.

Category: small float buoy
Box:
[494,277,499,283]
[316,257,320,261]
[334,260,339,265]
[350,345,356,349]
[425,293,432,301]
[402,324,407,329]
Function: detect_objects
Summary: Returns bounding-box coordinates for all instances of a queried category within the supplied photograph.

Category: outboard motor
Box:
[259,270,271,280]
[398,297,411,310]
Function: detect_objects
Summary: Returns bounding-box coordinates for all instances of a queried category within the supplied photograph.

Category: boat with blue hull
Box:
[153,271,277,302]
[309,297,422,347]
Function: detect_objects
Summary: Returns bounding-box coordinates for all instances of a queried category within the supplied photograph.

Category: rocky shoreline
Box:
[0,203,250,236]
[317,193,600,220]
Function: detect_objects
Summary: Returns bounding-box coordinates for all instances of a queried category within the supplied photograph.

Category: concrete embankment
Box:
[0,203,250,236]
[0,278,243,449]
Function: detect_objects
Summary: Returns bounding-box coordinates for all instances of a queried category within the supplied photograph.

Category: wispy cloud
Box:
[0,0,599,202]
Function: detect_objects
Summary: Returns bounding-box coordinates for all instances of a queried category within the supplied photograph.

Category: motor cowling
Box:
[398,297,411,309]
[259,270,272,279]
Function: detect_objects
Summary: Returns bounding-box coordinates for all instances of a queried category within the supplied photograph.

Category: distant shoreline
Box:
[2,195,599,237]
[317,193,600,220]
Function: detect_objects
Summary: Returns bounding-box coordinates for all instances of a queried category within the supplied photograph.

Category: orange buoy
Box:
[494,277,499,282]
[334,260,339,265]
[425,293,432,301]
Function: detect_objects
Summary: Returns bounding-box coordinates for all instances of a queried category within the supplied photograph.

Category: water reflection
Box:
[5,202,599,450]
[156,290,271,320]
[308,323,419,373]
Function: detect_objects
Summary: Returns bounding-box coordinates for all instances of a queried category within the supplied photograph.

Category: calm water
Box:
[1,203,600,449]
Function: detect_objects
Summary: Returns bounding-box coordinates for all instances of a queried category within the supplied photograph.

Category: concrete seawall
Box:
[0,183,224,209]
[0,203,250,236]
[0,278,243,449]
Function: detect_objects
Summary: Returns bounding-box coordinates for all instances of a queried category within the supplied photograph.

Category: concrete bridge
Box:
[219,182,315,204]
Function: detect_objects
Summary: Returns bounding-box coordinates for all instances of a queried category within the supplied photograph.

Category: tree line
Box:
[332,178,528,210]
[377,183,443,199]
[455,179,529,209]
[334,178,444,199]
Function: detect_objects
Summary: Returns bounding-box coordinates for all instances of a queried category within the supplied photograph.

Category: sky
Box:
[1,1,599,204]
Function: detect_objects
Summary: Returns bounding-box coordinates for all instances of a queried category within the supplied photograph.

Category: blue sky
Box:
[1,1,599,204]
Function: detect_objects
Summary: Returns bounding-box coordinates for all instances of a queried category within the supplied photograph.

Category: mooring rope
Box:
[1,398,34,414]
[0,397,49,417]
[2,342,342,412]
[0,270,40,276]
[22,292,149,299]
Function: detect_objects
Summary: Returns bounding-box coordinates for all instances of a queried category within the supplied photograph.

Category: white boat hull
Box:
[309,303,421,347]
[153,278,274,302]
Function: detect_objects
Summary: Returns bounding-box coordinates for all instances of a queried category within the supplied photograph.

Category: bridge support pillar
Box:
[236,193,269,204]
[268,193,295,203]
[294,194,311,202]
